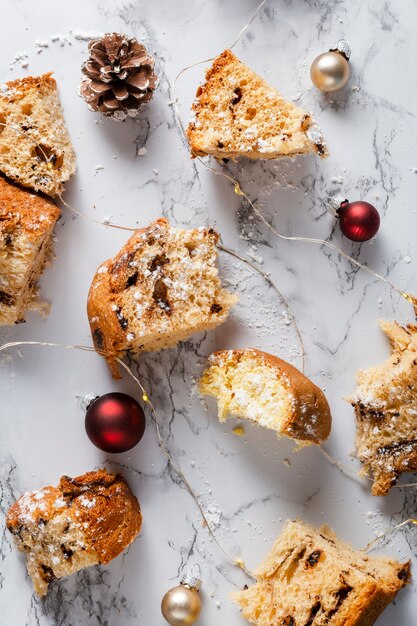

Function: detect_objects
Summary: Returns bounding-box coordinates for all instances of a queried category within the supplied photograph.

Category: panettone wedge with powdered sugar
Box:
[187,49,327,160]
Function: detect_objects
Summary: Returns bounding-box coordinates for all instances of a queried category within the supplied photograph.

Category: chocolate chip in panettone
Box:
[305,601,322,626]
[305,550,322,568]
[93,328,104,350]
[115,306,129,330]
[231,87,243,105]
[152,279,171,313]
[149,253,169,273]
[40,564,55,583]
[0,290,15,306]
[126,272,138,288]
[61,545,74,560]
[398,566,410,580]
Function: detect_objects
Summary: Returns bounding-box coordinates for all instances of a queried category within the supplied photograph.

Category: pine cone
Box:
[80,33,157,120]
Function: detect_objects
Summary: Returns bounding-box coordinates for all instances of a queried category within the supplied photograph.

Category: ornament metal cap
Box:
[181,573,202,591]
[77,392,99,412]
[330,39,351,61]
[326,195,346,216]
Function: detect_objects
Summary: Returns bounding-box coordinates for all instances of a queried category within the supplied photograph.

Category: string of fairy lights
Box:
[1,1,417,620]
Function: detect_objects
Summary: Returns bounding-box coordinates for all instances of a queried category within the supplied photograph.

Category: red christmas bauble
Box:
[85,392,146,453]
[337,200,380,242]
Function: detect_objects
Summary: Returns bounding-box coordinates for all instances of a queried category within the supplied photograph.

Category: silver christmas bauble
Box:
[310,40,351,93]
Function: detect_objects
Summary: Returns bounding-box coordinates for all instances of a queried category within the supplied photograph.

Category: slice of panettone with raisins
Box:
[0,175,60,325]
[87,217,237,377]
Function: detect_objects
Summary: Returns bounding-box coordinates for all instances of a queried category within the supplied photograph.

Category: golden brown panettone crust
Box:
[3,72,57,101]
[6,469,142,564]
[208,348,332,444]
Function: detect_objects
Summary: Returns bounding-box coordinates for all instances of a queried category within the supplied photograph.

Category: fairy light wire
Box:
[218,243,306,373]
[2,6,416,309]
[228,0,270,51]
[1,0,415,570]
[0,340,253,579]
[364,518,417,553]
[1,338,416,571]
[58,193,136,232]
[171,3,417,311]
[319,443,417,491]
[0,121,52,164]
[318,445,372,484]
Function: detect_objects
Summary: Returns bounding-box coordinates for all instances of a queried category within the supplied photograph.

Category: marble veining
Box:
[1,0,417,623]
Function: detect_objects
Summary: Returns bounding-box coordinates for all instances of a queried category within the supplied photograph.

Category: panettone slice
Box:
[187,49,327,160]
[348,321,417,496]
[6,469,142,597]
[87,218,237,377]
[0,176,60,325]
[0,73,76,196]
[199,349,332,444]
[234,520,410,626]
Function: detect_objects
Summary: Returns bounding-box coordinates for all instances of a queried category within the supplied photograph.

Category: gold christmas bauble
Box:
[310,50,350,93]
[161,584,202,626]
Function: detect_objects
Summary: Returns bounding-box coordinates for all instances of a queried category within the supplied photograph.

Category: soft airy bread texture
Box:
[199,349,331,444]
[88,218,237,377]
[6,469,141,597]
[0,73,76,196]
[348,321,417,496]
[0,176,60,325]
[234,519,410,626]
[187,50,327,160]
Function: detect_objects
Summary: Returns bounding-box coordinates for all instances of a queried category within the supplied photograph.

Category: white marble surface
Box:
[1,0,417,624]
